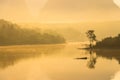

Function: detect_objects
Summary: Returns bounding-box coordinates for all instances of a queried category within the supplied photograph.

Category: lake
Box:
[0,43,120,80]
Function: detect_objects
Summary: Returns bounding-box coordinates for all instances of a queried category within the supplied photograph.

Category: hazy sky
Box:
[0,0,120,23]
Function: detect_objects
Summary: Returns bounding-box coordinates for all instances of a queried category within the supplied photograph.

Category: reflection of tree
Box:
[0,45,65,69]
[95,49,120,64]
[87,49,120,69]
[85,30,97,69]
[0,50,41,69]
[87,50,97,69]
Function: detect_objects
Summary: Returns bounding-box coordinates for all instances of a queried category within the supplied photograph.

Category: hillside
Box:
[0,19,66,46]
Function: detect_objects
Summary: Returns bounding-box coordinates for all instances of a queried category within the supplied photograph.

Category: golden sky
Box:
[0,0,120,23]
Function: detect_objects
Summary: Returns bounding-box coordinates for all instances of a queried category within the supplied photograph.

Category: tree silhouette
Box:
[86,30,96,49]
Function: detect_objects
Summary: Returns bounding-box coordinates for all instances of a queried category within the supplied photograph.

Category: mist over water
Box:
[0,0,120,80]
[0,44,120,80]
[21,22,120,42]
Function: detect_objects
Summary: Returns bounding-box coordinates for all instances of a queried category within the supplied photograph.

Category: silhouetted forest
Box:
[0,19,66,45]
[95,34,120,48]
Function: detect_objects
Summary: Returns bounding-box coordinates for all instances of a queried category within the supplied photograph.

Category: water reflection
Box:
[94,49,120,64]
[76,49,120,69]
[0,45,119,70]
[0,45,65,69]
[0,44,120,80]
[75,49,97,69]
[87,50,97,69]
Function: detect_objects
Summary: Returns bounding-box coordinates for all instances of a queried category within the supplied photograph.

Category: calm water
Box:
[0,44,120,80]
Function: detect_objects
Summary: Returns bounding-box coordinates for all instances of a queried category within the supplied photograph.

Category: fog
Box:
[21,21,120,42]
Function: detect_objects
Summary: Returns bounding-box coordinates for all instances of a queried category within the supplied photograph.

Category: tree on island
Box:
[86,30,97,49]
[85,30,97,69]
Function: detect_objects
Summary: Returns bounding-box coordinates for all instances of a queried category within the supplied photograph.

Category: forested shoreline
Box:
[0,19,66,46]
[95,34,120,49]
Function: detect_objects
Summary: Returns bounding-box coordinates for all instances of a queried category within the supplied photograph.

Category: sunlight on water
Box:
[25,0,48,17]
[0,44,120,80]
[111,71,120,80]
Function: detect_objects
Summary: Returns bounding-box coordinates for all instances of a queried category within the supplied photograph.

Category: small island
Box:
[94,34,120,49]
[85,30,120,49]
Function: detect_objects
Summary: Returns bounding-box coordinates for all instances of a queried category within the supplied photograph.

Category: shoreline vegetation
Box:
[83,34,120,50]
[0,19,66,46]
[82,30,120,50]
[0,19,120,49]
[94,34,120,49]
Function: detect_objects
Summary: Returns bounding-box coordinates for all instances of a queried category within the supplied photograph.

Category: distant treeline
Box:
[95,34,120,48]
[0,19,66,45]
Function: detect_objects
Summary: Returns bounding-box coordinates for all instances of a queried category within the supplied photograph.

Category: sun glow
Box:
[25,0,48,17]
[113,0,120,8]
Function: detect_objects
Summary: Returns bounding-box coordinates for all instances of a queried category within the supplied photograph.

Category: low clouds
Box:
[25,0,48,17]
[44,0,119,11]
[0,0,119,13]
[0,0,120,22]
